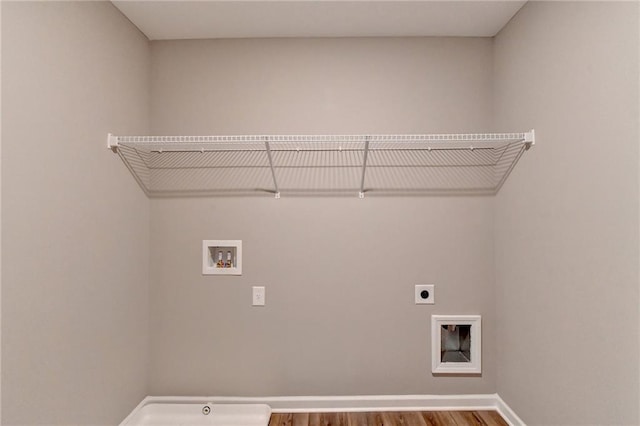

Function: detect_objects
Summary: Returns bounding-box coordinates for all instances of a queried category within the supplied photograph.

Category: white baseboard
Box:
[126,394,525,426]
[495,394,526,426]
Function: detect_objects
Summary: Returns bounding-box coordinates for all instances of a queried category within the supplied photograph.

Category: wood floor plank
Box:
[269,413,283,425]
[421,411,457,426]
[308,411,346,426]
[324,412,345,426]
[347,412,369,426]
[387,411,428,426]
[336,412,349,425]
[308,412,321,426]
[473,411,508,426]
[269,411,508,426]
[292,413,310,426]
[419,412,436,426]
[270,413,294,426]
[449,411,484,425]
[380,412,399,426]
[365,411,386,426]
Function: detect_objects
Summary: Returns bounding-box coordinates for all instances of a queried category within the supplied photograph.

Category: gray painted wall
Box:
[493,2,639,425]
[150,38,493,135]
[3,3,638,425]
[148,38,497,396]
[2,2,150,424]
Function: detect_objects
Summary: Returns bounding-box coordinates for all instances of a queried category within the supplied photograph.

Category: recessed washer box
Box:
[203,240,242,275]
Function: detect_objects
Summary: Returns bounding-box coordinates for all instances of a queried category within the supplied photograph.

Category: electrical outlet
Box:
[252,286,265,306]
[415,284,435,304]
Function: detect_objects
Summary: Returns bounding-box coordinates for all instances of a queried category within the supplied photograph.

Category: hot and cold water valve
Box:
[202,240,242,275]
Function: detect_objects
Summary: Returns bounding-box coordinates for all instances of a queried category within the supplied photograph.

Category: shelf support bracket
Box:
[107,133,119,153]
[524,129,535,150]
[359,136,370,198]
[264,137,280,199]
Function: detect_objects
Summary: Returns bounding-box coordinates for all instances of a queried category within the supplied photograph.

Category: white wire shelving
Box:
[107,131,534,198]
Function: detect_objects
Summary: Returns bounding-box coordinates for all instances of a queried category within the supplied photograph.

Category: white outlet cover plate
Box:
[252,286,265,306]
[415,284,435,304]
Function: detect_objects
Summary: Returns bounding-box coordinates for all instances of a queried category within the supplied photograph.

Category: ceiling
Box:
[112,1,527,41]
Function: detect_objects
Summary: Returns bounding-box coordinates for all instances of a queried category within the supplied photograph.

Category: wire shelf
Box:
[108,131,534,197]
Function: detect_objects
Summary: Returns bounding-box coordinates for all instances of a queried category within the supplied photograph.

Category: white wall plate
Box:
[415,284,435,304]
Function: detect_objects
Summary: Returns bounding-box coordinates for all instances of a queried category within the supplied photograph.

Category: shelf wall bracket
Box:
[107,133,119,153]
[359,136,370,198]
[264,137,280,199]
[524,129,535,150]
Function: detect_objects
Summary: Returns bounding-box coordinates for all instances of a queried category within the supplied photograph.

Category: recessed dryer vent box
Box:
[203,240,242,275]
[431,315,481,374]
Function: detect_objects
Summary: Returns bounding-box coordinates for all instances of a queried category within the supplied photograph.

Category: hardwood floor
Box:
[268,411,508,426]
